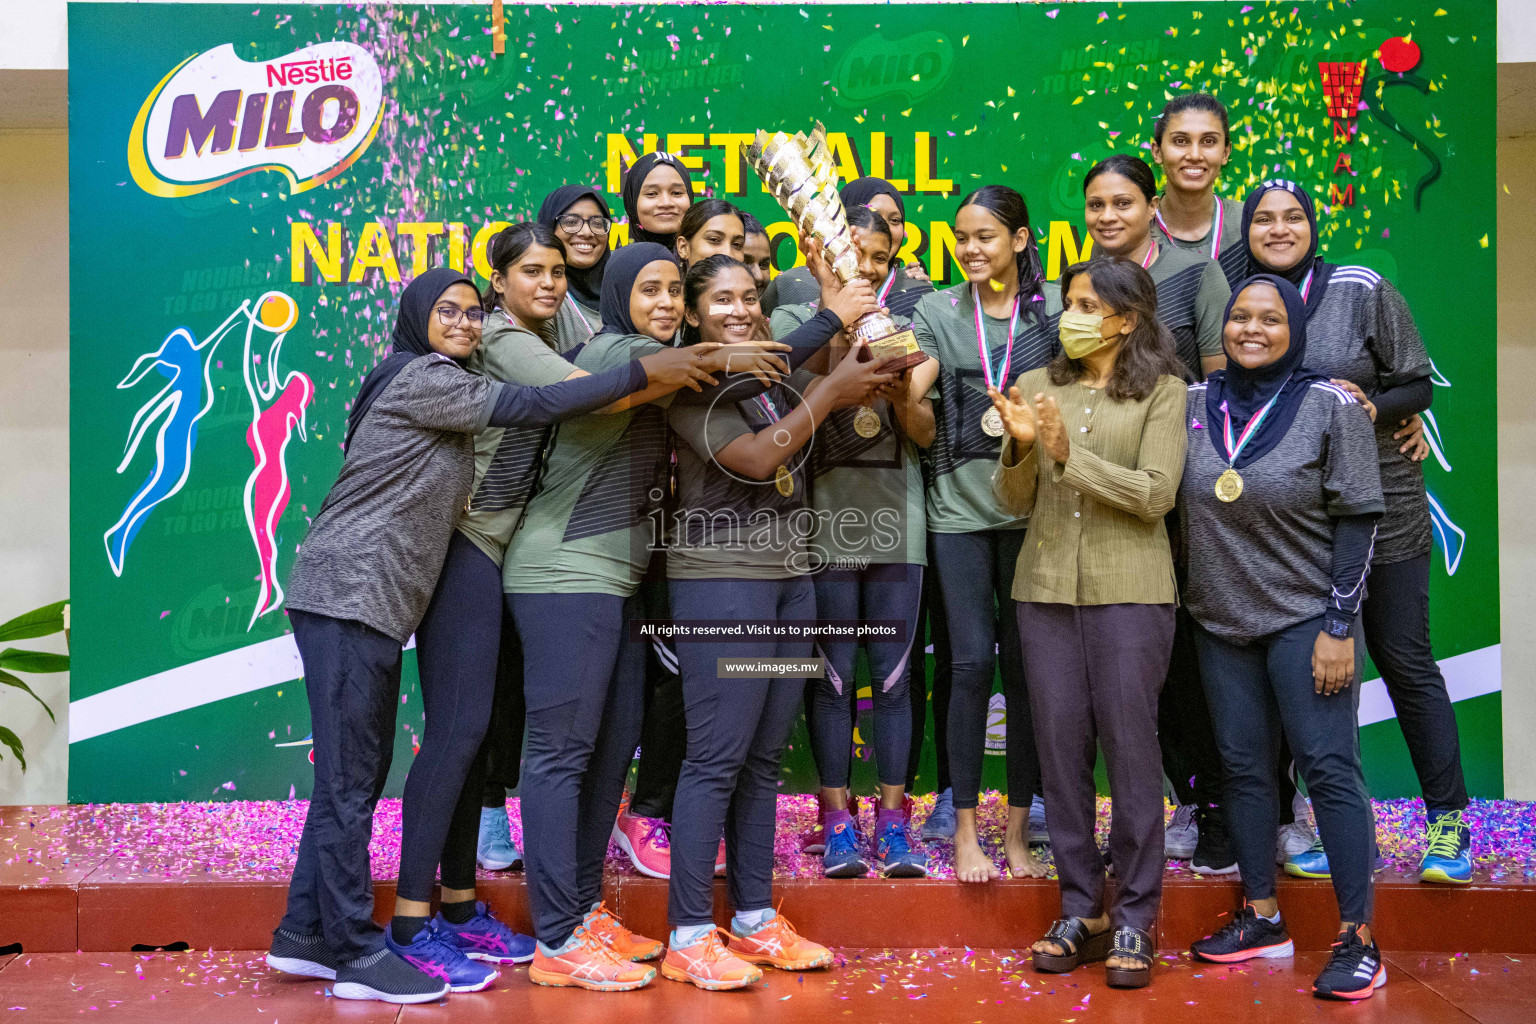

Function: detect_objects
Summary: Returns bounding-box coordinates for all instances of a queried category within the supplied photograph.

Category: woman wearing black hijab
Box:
[1238,180,1470,885]
[1180,275,1388,1002]
[621,151,695,249]
[265,268,670,1004]
[762,176,933,319]
[539,185,611,331]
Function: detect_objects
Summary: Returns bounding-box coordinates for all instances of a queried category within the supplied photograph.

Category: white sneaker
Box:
[1276,819,1318,865]
[1164,804,1198,859]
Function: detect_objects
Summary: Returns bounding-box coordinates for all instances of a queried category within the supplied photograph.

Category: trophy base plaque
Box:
[849,310,929,372]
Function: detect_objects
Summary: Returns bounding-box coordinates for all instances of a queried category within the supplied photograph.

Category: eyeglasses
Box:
[435,305,488,327]
[556,213,613,236]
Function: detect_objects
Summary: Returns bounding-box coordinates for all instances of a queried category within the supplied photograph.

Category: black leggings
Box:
[479,616,526,808]
[807,563,922,790]
[906,546,952,793]
[1361,553,1468,816]
[929,529,1038,810]
[512,592,647,947]
[629,578,687,821]
[397,532,500,902]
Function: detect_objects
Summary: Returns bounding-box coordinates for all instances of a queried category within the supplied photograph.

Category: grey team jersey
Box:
[1155,195,1250,287]
[770,301,926,567]
[913,282,1061,534]
[1147,242,1231,380]
[1298,266,1433,564]
[1179,381,1384,643]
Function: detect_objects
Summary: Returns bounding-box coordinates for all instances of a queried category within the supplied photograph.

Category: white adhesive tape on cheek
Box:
[708,304,735,316]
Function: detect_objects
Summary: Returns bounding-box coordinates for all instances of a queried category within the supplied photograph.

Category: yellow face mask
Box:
[1059,311,1114,359]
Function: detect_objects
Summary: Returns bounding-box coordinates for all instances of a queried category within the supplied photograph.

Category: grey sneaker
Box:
[266,927,340,980]
[1165,804,1199,859]
[1276,819,1318,865]
[1028,794,1049,845]
[921,788,957,841]
[334,948,450,1004]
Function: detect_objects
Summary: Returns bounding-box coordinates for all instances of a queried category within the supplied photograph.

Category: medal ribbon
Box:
[1219,374,1291,465]
[1140,240,1157,269]
[1155,197,1224,260]
[971,285,1020,392]
[877,266,897,305]
[755,392,782,423]
[1299,266,1315,303]
[566,294,596,337]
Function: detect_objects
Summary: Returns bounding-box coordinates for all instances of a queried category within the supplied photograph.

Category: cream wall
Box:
[0,1,1532,801]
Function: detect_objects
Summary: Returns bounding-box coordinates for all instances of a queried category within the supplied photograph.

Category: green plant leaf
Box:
[0,649,70,673]
[0,669,55,722]
[0,726,24,771]
[0,601,68,643]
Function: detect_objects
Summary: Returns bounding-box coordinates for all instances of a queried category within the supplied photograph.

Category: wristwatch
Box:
[1324,617,1353,640]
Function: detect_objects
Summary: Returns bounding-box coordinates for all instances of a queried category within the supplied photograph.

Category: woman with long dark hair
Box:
[1183,274,1387,1002]
[771,206,929,880]
[660,254,895,990]
[1237,180,1471,885]
[264,268,676,1004]
[905,185,1058,883]
[991,257,1187,989]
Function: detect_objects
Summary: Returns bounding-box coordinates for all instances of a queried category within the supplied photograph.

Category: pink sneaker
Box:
[714,838,727,877]
[613,807,672,879]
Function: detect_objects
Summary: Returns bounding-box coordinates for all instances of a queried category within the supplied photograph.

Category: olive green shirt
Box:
[993,369,1188,606]
[457,311,584,564]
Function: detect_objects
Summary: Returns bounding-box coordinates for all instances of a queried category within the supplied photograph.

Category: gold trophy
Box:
[746,123,929,399]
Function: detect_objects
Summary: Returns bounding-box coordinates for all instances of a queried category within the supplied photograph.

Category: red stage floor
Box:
[2,797,1534,956]
[0,948,1529,1024]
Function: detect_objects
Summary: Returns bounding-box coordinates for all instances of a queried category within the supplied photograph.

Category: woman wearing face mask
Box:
[905,185,1058,884]
[1240,180,1470,885]
[1148,94,1248,286]
[770,206,930,880]
[660,254,893,991]
[989,257,1186,989]
[621,151,695,249]
[498,243,805,992]
[265,269,665,1005]
[1083,154,1229,381]
[762,176,933,319]
[1183,275,1387,1003]
[538,184,612,333]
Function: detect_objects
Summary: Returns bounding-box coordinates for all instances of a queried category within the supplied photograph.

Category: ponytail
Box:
[957,185,1046,322]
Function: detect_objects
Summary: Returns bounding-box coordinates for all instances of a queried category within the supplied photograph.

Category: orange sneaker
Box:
[660,929,763,991]
[727,914,833,971]
[583,902,663,962]
[526,925,656,992]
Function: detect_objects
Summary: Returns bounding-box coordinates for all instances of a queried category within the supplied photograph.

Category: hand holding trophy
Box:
[745,122,929,376]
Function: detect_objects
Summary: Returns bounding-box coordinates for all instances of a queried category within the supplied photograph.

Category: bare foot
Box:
[1107,953,1144,972]
[953,837,1002,883]
[1005,835,1049,878]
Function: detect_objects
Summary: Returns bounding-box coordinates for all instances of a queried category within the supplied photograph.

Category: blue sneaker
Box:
[385,920,499,993]
[821,815,869,878]
[921,788,957,842]
[1285,838,1388,879]
[1285,837,1331,878]
[875,817,928,878]
[1419,810,1473,885]
[1028,795,1049,844]
[477,806,523,871]
[436,901,536,965]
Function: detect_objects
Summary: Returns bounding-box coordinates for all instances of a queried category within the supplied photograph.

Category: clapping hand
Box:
[1033,393,1070,464]
[986,385,1036,446]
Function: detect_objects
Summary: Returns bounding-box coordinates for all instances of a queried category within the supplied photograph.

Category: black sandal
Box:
[1031,917,1112,973]
[1105,926,1154,989]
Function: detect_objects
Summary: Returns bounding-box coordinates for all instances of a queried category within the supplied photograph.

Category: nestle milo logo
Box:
[833,31,953,106]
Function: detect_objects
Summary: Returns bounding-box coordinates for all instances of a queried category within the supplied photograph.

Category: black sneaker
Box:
[1190,807,1239,876]
[1312,924,1386,1001]
[266,928,339,980]
[334,948,451,1004]
[1190,903,1295,964]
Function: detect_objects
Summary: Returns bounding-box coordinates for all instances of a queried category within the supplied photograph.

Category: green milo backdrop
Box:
[67,2,1499,803]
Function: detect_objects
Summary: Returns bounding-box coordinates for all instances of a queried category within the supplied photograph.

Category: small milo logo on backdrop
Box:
[128,42,383,198]
[832,31,953,106]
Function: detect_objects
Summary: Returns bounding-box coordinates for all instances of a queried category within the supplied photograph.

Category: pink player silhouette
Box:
[241,293,315,629]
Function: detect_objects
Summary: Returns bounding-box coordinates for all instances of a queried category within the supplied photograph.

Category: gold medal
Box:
[1215,467,1244,502]
[853,406,881,438]
[775,464,795,497]
[981,406,1004,438]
